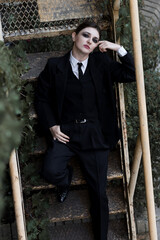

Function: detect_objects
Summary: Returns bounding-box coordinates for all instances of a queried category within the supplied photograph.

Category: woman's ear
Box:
[72,32,76,42]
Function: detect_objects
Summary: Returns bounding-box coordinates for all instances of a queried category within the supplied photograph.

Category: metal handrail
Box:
[9,149,27,240]
[129,0,157,239]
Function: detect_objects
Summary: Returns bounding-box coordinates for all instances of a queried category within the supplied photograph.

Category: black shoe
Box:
[57,166,73,203]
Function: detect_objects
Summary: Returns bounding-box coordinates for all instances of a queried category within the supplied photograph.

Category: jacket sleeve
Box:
[35,59,57,131]
[109,52,136,83]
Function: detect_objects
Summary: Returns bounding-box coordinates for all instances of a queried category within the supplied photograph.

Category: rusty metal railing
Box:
[113,0,158,239]
[129,1,157,239]
[113,1,137,239]
[9,150,27,240]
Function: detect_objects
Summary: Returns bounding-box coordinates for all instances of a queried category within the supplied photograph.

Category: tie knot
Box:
[77,62,83,67]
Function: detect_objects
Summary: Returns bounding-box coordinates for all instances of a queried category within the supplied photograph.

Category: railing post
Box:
[0,14,4,41]
[9,150,27,240]
[113,1,137,239]
[129,0,157,239]
[129,131,142,201]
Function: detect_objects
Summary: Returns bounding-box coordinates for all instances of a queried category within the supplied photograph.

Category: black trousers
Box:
[42,123,109,240]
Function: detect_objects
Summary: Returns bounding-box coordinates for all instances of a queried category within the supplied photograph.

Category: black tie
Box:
[77,62,83,80]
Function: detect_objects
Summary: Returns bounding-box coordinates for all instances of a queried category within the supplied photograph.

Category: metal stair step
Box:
[25,187,125,224]
[23,147,123,190]
[48,219,128,240]
[22,51,66,82]
[45,187,126,222]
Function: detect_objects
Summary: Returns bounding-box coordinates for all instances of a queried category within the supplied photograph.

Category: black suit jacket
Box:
[35,51,135,147]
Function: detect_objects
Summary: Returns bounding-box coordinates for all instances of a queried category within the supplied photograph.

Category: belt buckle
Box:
[76,119,87,124]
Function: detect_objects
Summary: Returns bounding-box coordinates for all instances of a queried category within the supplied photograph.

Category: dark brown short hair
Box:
[75,21,101,37]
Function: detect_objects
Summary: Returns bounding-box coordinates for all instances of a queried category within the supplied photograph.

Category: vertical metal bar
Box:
[129,1,158,239]
[113,0,120,31]
[113,1,137,239]
[118,83,130,184]
[129,132,142,201]
[118,83,137,240]
[0,14,4,41]
[9,150,27,240]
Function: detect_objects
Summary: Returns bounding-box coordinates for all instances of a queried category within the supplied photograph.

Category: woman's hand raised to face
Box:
[49,125,70,144]
[98,40,121,53]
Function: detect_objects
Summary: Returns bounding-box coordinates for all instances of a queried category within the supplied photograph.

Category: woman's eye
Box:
[82,33,89,38]
[93,38,98,43]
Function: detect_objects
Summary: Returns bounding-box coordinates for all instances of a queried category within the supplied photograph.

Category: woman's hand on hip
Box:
[98,40,121,53]
[49,125,70,144]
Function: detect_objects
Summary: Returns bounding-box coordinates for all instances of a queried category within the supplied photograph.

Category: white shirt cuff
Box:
[117,46,127,57]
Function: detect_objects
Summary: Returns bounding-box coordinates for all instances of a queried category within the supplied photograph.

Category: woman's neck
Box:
[72,47,89,62]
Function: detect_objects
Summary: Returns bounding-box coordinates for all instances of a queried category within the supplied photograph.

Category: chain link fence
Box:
[0,0,110,41]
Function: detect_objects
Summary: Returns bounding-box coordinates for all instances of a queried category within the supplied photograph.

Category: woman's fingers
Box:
[98,40,121,52]
[99,41,108,52]
[99,47,107,52]
[57,135,69,144]
[50,125,70,143]
[98,40,105,44]
[55,129,70,143]
[59,132,70,142]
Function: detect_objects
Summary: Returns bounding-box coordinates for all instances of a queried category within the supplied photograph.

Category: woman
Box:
[35,21,135,240]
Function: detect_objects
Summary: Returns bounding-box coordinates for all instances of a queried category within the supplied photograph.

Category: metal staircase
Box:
[0,0,157,239]
[18,50,136,239]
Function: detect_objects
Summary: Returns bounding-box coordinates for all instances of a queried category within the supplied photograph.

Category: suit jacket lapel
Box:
[55,52,70,118]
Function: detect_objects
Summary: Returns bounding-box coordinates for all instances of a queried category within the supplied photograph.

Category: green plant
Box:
[0,42,28,217]
[25,191,50,240]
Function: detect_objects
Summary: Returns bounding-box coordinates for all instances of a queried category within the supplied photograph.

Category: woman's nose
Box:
[87,38,92,44]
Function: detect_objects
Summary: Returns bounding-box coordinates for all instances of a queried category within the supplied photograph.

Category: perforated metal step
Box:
[23,147,123,190]
[47,188,126,223]
[48,219,128,240]
[25,186,126,224]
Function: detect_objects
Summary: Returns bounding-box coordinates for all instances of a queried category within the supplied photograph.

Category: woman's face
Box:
[72,27,100,56]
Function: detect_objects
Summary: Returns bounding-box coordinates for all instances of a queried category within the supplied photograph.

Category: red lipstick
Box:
[84,45,90,49]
